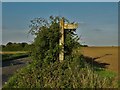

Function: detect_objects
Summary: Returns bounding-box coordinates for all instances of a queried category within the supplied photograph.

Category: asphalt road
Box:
[2,57,31,87]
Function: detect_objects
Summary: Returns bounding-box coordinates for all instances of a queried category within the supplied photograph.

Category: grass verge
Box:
[2,55,118,88]
[2,52,29,62]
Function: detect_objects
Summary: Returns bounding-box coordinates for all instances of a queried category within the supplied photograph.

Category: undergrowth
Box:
[3,55,118,88]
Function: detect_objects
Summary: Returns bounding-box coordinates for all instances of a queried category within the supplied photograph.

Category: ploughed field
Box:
[81,46,118,73]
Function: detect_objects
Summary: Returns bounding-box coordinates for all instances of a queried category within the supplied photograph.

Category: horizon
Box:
[1,41,119,47]
[2,2,118,46]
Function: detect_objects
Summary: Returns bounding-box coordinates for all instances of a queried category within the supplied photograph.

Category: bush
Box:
[29,16,80,66]
[3,55,118,88]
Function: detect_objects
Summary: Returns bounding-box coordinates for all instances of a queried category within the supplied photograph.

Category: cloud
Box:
[92,28,104,32]
[78,22,87,26]
[2,28,32,44]
[78,22,86,24]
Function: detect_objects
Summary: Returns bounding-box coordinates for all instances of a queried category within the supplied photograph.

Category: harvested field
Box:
[81,46,118,73]
[0,51,27,54]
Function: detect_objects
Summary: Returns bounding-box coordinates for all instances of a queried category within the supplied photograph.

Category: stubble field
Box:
[81,46,118,73]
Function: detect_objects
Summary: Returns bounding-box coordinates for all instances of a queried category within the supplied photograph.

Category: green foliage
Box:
[2,42,31,51]
[2,53,29,61]
[29,16,80,65]
[95,69,117,78]
[3,55,118,88]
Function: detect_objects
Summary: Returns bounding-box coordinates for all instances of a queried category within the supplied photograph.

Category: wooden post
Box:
[59,19,64,62]
[59,18,78,62]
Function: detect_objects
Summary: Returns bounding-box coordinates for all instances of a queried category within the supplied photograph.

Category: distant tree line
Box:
[1,42,88,51]
[1,42,32,51]
[80,44,88,47]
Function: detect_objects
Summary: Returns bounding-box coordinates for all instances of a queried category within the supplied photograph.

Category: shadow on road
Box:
[2,60,25,67]
[2,56,31,67]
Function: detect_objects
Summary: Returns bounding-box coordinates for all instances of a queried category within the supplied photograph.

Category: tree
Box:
[21,42,28,48]
[29,16,80,65]
[6,42,12,46]
[2,42,30,51]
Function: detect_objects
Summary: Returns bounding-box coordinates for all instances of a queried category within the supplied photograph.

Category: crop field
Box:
[0,51,27,54]
[1,51,28,61]
[80,46,118,74]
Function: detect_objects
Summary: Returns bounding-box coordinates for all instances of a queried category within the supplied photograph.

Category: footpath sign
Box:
[59,19,78,62]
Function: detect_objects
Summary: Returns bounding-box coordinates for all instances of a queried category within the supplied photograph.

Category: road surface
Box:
[2,57,31,87]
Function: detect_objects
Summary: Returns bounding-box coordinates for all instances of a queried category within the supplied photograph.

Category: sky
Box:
[0,2,2,45]
[2,2,118,46]
[1,0,120,2]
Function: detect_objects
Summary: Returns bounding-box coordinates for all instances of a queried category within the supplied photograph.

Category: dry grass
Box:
[0,51,27,54]
[80,46,118,73]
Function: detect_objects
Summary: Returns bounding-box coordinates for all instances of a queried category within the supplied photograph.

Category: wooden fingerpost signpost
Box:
[59,18,78,62]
